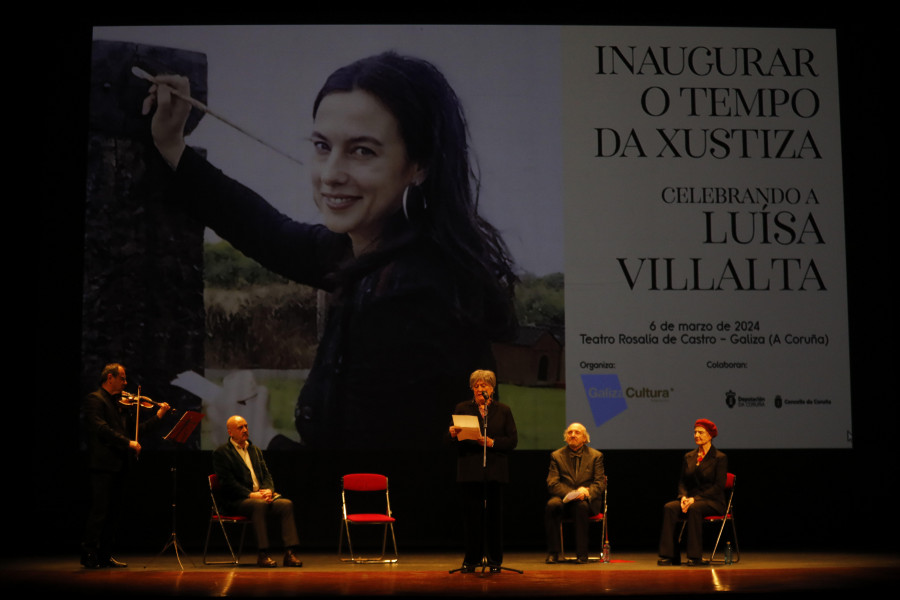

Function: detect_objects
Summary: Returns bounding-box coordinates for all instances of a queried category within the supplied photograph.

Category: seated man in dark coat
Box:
[212,415,303,567]
[544,422,607,564]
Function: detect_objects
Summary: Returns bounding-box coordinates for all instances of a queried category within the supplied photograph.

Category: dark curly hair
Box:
[314,52,518,338]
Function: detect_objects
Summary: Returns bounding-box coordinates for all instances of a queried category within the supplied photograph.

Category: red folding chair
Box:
[338,473,398,563]
[559,487,609,562]
[678,472,740,564]
[203,474,251,565]
[706,472,740,563]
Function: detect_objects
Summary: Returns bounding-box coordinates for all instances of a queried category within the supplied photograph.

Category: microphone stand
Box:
[482,395,488,468]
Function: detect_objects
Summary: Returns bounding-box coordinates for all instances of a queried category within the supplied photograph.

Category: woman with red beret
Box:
[657,419,727,566]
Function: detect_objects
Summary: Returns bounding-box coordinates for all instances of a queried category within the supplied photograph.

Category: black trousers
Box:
[658,499,721,560]
[234,497,300,551]
[545,497,593,558]
[459,481,504,566]
[83,469,125,559]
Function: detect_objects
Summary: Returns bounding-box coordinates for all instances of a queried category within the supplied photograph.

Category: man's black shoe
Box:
[257,552,278,568]
[685,558,708,567]
[80,545,102,569]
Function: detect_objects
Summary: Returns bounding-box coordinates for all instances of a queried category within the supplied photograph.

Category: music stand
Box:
[145,410,203,570]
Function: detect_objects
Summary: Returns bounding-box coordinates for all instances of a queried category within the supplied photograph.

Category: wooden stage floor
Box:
[3,551,898,597]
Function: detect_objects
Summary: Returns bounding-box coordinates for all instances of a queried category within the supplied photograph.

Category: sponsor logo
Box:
[724,389,765,408]
[580,374,672,427]
[581,374,627,427]
[774,396,834,408]
[725,390,736,408]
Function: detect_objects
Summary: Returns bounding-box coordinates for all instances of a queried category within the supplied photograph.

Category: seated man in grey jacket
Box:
[544,423,606,564]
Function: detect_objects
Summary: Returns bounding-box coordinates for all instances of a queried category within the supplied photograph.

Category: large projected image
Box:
[83,25,849,452]
[85,25,566,451]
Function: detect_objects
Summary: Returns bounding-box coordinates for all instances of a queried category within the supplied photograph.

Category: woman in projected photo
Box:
[657,418,727,567]
[145,52,517,450]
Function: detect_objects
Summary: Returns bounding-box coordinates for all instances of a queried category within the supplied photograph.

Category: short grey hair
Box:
[469,369,497,388]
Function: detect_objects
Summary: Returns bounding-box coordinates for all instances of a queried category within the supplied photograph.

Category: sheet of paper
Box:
[452,415,479,428]
[563,490,582,503]
[452,415,482,441]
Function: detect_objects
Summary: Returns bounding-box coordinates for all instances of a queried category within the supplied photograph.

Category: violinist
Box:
[80,363,171,568]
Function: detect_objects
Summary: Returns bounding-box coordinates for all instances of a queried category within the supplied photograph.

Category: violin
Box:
[120,390,175,411]
[117,387,174,459]
[119,391,155,409]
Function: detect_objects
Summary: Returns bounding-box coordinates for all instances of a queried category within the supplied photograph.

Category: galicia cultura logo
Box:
[581,374,627,427]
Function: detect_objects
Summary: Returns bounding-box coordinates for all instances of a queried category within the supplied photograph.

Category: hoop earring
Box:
[402,185,428,222]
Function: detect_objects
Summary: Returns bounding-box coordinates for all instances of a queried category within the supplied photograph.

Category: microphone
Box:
[480,391,491,457]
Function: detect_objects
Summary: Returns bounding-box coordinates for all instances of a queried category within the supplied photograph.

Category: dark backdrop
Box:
[25,16,893,558]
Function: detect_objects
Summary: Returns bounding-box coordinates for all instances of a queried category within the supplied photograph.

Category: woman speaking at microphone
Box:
[448,369,518,572]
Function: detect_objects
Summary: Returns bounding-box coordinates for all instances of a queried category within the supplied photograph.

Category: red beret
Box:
[695,419,718,438]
